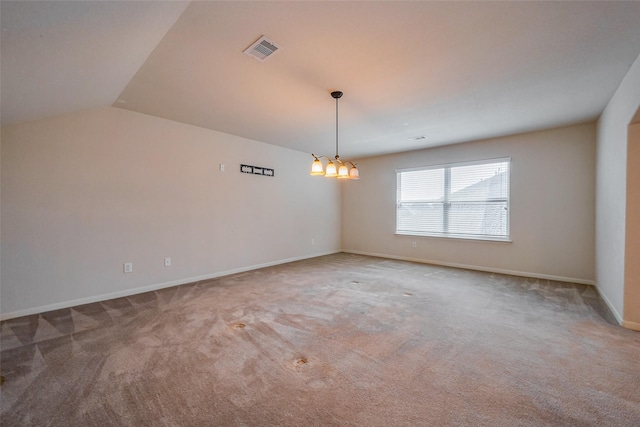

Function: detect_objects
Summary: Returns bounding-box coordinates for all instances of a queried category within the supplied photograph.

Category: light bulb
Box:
[325,161,337,177]
[310,158,324,175]
[349,166,360,180]
[337,164,349,179]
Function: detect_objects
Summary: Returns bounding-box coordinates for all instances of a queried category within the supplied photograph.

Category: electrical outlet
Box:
[412,241,417,248]
[220,163,225,172]
[124,262,133,273]
[164,257,171,267]
[311,238,315,245]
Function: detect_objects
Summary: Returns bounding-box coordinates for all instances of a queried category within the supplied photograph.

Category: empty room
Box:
[1,1,640,425]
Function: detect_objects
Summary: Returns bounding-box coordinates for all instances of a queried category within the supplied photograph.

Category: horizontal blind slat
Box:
[397,159,510,240]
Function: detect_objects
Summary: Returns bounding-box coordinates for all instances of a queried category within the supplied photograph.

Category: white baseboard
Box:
[341,249,597,285]
[345,250,639,331]
[592,285,624,326]
[0,250,339,321]
[6,250,629,329]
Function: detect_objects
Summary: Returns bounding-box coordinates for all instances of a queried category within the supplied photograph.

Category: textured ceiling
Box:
[2,1,640,159]
[0,1,188,128]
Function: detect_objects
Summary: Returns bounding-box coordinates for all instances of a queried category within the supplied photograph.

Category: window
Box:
[396,158,510,241]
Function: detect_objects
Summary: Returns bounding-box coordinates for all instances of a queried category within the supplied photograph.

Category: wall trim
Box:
[593,284,624,326]
[346,250,634,328]
[621,320,640,332]
[0,251,339,321]
[342,249,597,285]
[5,250,619,324]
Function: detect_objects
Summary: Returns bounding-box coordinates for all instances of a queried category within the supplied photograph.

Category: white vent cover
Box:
[243,36,280,61]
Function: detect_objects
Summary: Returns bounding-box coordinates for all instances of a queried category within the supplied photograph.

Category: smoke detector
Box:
[243,35,280,61]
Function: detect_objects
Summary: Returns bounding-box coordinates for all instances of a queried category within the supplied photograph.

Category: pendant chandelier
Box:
[310,91,359,180]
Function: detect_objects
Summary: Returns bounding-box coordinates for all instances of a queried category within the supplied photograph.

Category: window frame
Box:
[395,157,511,242]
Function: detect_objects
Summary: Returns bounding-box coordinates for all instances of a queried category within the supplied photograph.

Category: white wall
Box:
[342,122,596,283]
[596,53,640,324]
[0,107,341,319]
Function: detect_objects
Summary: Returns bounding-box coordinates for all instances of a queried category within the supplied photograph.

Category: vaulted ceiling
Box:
[2,1,640,158]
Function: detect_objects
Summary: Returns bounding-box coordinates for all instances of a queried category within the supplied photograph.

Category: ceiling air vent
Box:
[243,36,280,61]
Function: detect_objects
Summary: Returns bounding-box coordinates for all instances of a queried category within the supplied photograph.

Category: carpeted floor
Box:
[1,253,639,426]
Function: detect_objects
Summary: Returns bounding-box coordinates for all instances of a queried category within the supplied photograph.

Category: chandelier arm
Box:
[313,155,355,166]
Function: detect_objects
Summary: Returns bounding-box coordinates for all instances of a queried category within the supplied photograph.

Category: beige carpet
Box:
[1,253,639,426]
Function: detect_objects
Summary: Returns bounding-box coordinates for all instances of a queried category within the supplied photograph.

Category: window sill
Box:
[395,231,512,243]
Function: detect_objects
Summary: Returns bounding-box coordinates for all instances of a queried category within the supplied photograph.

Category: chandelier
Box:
[310,91,359,180]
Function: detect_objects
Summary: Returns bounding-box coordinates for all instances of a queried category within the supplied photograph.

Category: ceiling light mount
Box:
[311,90,359,180]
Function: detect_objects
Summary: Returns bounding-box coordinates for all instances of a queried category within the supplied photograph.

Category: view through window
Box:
[396,158,510,241]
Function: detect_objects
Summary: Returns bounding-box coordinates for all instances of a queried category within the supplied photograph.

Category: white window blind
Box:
[396,158,510,241]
